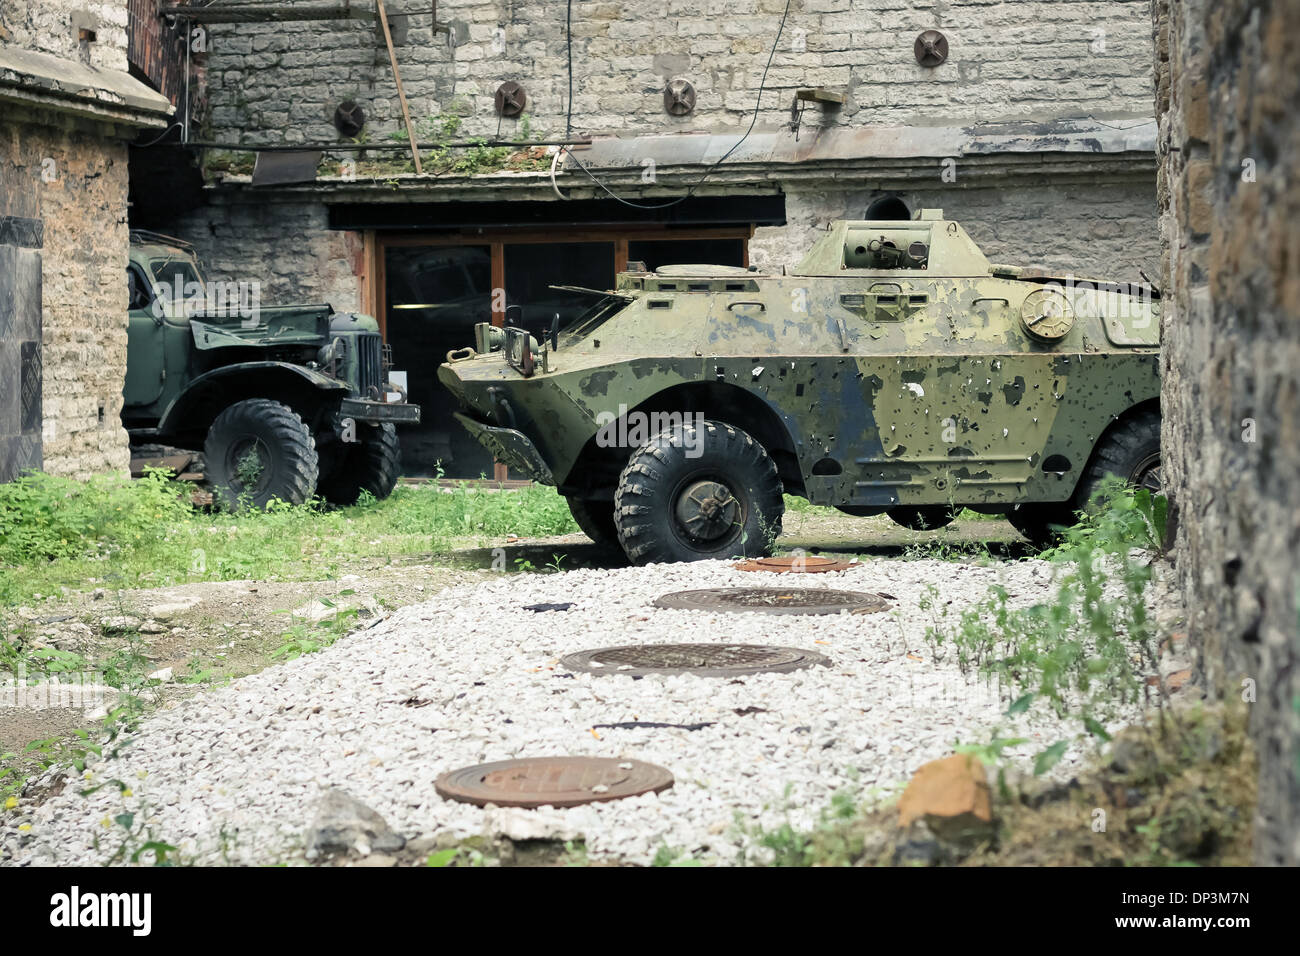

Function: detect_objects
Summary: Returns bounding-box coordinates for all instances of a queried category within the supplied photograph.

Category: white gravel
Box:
[2,556,1150,866]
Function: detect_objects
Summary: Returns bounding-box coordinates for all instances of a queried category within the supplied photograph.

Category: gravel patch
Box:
[1,556,1151,867]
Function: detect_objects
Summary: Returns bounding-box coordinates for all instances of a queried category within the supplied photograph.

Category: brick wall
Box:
[1154,0,1300,865]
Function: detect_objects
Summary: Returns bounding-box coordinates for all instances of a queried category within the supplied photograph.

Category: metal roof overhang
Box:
[327,194,787,231]
[561,117,1157,169]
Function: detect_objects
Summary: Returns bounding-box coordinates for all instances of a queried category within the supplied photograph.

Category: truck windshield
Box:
[150,258,206,312]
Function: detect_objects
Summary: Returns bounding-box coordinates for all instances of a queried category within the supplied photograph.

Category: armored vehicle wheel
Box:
[1009,408,1161,546]
[205,399,319,510]
[613,420,784,565]
[886,505,957,532]
[566,496,620,549]
[316,423,401,506]
[1074,407,1162,508]
[1005,503,1075,546]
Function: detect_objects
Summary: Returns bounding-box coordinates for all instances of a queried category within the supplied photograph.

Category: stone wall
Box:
[196,0,1155,145]
[755,177,1160,280]
[1,0,163,478]
[160,174,1159,308]
[0,0,128,69]
[0,113,134,478]
[164,197,363,312]
[1154,0,1300,865]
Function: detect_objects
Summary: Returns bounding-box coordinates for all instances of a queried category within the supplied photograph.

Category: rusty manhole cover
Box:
[435,756,673,808]
[561,643,831,677]
[652,587,891,615]
[734,555,859,573]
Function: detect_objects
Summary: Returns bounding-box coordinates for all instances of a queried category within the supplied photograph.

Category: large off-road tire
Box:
[613,420,784,565]
[1073,407,1162,510]
[1005,502,1076,547]
[886,505,957,532]
[1008,407,1161,546]
[316,423,401,506]
[204,398,319,510]
[566,496,620,549]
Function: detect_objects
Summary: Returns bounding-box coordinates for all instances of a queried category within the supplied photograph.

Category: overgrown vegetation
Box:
[0,471,580,812]
[921,479,1167,776]
[0,471,577,607]
[738,482,1252,866]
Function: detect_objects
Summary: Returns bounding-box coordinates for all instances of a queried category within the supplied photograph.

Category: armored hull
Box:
[440,211,1160,563]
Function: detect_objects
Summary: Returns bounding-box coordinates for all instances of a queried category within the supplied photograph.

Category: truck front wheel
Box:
[316,423,401,506]
[205,398,320,509]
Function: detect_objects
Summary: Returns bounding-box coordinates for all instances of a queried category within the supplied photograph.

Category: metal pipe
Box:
[175,138,592,152]
[158,3,445,27]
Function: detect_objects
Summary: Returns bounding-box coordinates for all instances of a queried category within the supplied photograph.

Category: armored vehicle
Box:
[438,211,1160,563]
[123,231,419,508]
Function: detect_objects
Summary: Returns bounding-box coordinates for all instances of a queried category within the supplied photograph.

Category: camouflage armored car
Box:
[124,231,419,508]
[438,210,1160,563]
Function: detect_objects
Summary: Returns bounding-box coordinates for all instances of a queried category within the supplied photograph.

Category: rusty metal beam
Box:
[157,2,449,30]
[181,138,590,152]
[158,3,363,22]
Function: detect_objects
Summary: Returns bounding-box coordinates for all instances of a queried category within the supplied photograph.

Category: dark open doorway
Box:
[378,226,756,479]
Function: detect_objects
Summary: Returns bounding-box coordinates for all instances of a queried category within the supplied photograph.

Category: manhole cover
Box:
[652,587,891,615]
[435,756,673,808]
[734,555,858,573]
[560,643,831,677]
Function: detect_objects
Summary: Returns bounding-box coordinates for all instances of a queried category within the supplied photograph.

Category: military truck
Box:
[123,231,419,508]
[438,210,1161,563]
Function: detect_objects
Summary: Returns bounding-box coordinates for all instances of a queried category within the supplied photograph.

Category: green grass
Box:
[0,471,577,606]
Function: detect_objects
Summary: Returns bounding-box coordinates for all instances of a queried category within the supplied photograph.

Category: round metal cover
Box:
[664,78,696,115]
[915,29,949,66]
[561,643,831,677]
[495,81,527,117]
[733,555,859,574]
[333,101,366,137]
[435,757,673,808]
[1020,287,1075,341]
[653,587,891,615]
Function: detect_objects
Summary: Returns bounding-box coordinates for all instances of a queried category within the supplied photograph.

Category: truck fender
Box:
[156,361,350,447]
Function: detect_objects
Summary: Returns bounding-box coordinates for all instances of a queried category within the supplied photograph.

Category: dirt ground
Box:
[0,512,1025,759]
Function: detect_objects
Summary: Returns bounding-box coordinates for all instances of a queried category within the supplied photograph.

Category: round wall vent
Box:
[333,101,366,137]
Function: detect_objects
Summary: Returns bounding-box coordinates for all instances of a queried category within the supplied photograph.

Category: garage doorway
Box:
[376,227,751,479]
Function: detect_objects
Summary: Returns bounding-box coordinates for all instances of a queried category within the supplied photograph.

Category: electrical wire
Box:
[134,122,185,148]
[566,0,574,138]
[558,0,792,210]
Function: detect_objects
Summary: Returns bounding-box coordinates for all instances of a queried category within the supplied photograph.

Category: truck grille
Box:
[357,333,383,399]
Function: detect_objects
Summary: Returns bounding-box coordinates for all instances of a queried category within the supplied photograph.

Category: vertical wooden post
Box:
[361,229,377,320]
[614,238,628,276]
[374,235,388,338]
[376,0,423,175]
